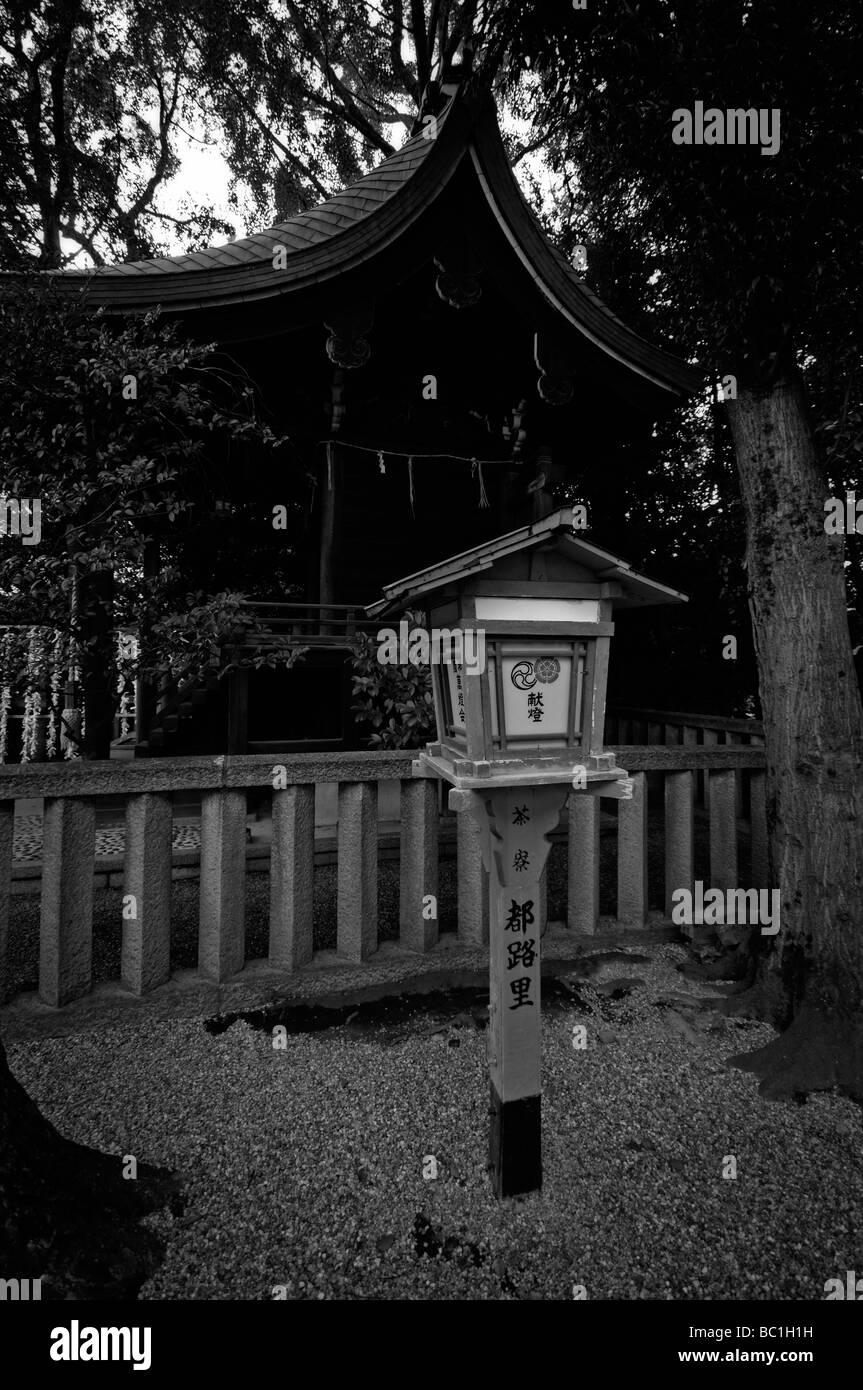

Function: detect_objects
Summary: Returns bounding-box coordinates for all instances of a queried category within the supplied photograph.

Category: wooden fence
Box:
[0,737,767,1011]
[607,706,764,813]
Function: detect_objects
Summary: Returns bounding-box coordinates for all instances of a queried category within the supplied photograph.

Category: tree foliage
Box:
[350,612,436,749]
[0,277,298,753]
[0,0,480,268]
[0,0,237,266]
[484,0,863,674]
[486,1,863,378]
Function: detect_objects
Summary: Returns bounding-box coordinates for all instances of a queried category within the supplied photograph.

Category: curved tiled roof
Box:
[37,95,468,316]
[31,85,701,398]
[466,114,702,396]
[55,122,437,280]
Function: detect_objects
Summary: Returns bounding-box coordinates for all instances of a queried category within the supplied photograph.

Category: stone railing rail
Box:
[0,742,766,1012]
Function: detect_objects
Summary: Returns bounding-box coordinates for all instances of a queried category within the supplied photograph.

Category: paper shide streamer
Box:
[471,457,490,509]
[319,438,506,513]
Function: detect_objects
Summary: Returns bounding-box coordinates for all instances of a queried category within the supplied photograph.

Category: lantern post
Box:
[368,508,686,1198]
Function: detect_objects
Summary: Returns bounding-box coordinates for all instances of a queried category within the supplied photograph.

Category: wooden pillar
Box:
[39,797,95,1007]
[586,637,611,758]
[269,784,315,970]
[337,781,377,961]
[319,437,342,629]
[122,793,173,994]
[0,799,13,1004]
[618,772,648,926]
[77,569,117,759]
[682,725,698,811]
[137,539,161,743]
[399,778,439,952]
[567,794,600,933]
[451,784,568,1200]
[702,728,719,811]
[646,720,663,801]
[227,668,249,755]
[198,788,247,982]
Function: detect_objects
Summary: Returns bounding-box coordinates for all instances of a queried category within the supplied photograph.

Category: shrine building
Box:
[52,60,703,759]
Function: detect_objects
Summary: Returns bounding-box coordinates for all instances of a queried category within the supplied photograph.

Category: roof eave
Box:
[8,99,471,315]
[466,93,703,401]
[366,507,688,616]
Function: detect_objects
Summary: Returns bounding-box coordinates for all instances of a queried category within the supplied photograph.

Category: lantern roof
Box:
[367,507,688,617]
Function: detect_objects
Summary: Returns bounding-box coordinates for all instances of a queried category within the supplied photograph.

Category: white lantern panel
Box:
[474,598,599,623]
[501,654,572,738]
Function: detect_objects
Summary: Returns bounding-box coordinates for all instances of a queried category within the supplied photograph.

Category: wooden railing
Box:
[136,601,381,753]
[236,600,380,647]
[0,741,767,1010]
[605,705,764,818]
[606,705,763,743]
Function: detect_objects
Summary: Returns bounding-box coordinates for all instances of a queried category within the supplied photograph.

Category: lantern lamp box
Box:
[368,506,687,794]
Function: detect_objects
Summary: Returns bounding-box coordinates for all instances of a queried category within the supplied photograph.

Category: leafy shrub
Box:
[350,611,436,749]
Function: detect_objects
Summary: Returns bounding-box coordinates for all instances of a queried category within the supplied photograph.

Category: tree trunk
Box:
[724,376,863,1100]
[0,1033,179,1298]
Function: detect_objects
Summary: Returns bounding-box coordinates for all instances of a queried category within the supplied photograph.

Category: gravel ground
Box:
[6,941,861,1301]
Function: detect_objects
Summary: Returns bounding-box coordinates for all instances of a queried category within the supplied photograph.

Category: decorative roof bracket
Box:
[534,329,577,406]
[433,239,482,309]
[324,302,374,368]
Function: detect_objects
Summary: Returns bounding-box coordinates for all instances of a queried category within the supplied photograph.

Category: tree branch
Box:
[48,5,78,236]
[121,59,184,239]
[60,222,106,267]
[410,0,431,95]
[389,0,420,104]
[510,119,563,167]
[218,73,332,202]
[276,0,394,154]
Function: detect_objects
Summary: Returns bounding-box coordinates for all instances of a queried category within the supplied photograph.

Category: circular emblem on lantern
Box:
[510,659,537,690]
[533,656,561,684]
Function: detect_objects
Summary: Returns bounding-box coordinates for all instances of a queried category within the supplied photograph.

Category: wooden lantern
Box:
[369,508,687,1197]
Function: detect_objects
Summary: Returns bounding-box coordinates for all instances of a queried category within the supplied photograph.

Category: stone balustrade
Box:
[0,742,767,1012]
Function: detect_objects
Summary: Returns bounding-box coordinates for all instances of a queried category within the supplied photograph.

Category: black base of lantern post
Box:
[489,1084,542,1198]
